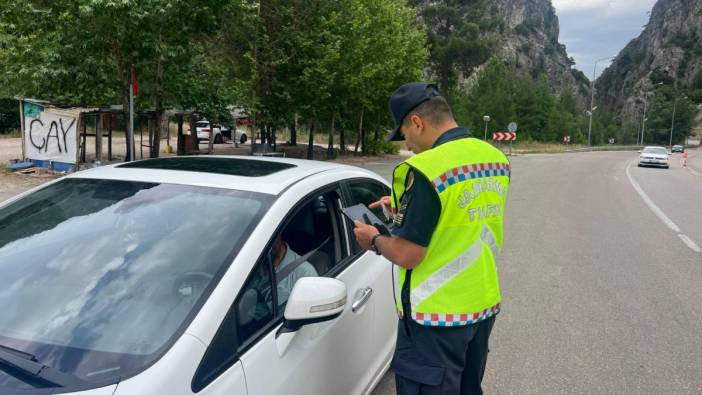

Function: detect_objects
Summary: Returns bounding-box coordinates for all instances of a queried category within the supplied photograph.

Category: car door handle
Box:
[352,287,373,313]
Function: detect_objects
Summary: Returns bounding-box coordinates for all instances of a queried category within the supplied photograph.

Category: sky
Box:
[552,0,658,79]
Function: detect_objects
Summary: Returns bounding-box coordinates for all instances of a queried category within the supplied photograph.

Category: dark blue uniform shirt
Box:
[391,127,472,246]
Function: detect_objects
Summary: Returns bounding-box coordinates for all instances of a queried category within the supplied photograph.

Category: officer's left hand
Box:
[353,221,379,251]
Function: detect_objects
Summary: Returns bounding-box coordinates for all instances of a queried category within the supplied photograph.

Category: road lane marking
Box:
[627,162,700,254]
[626,162,681,233]
[678,234,701,253]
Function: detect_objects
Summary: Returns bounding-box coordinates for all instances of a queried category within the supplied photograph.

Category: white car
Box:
[638,146,670,168]
[195,120,223,144]
[0,156,396,395]
[220,125,248,144]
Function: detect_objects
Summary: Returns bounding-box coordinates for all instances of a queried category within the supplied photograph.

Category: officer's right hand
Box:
[369,196,395,219]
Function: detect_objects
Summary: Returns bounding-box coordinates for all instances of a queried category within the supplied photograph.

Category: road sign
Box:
[508,122,518,133]
[493,132,517,141]
[563,136,571,144]
[608,138,615,145]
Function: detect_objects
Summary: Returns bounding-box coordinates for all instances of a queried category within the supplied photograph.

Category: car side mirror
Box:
[275,277,346,355]
[283,277,346,329]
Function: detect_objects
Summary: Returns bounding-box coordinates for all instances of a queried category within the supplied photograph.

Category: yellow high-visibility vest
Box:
[391,137,510,326]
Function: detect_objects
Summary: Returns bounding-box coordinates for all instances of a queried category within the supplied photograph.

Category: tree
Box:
[645,86,696,145]
[412,0,494,92]
[0,98,19,133]
[0,0,238,150]
[458,59,514,136]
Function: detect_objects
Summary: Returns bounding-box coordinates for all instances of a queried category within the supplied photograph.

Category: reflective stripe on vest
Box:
[410,225,498,310]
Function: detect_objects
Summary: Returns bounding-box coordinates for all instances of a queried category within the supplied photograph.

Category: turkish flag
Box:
[131,67,139,97]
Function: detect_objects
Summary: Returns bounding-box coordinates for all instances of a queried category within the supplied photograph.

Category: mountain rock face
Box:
[490,0,590,104]
[415,0,590,105]
[597,0,702,118]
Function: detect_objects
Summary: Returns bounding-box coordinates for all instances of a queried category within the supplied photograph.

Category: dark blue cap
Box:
[387,82,442,141]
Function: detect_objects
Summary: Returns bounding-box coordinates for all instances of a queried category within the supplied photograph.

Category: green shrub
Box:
[365,135,400,155]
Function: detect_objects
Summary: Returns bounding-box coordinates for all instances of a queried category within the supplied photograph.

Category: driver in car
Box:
[271,234,318,306]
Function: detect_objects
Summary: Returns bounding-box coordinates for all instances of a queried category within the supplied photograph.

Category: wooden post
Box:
[151,111,162,158]
[107,113,113,161]
[124,112,131,162]
[166,113,171,149]
[140,116,144,159]
[176,114,184,156]
[81,115,87,163]
[77,114,82,164]
[19,100,25,160]
[96,112,103,162]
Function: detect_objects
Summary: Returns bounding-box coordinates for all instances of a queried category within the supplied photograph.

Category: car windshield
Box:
[0,179,270,389]
[643,147,667,155]
[196,121,209,127]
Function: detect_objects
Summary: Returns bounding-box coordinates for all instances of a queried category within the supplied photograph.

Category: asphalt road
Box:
[368,149,702,394]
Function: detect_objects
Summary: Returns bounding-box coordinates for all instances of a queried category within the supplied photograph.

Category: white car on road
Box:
[0,157,396,395]
[638,146,670,168]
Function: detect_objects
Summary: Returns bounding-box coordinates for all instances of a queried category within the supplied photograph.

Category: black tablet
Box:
[342,204,390,234]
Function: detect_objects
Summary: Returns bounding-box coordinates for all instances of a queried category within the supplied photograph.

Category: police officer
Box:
[353,82,510,394]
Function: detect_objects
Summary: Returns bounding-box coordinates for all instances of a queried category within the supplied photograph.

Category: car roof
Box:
[68,155,373,195]
[643,146,666,150]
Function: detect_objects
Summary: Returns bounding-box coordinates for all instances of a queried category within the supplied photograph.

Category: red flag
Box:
[130,67,139,97]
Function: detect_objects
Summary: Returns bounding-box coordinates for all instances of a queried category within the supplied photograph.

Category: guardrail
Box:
[564,145,642,153]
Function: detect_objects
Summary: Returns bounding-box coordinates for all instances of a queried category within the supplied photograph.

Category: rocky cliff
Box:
[490,0,590,104]
[414,0,590,105]
[597,0,702,119]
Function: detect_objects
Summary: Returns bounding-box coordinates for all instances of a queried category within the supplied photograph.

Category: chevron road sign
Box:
[493,132,517,141]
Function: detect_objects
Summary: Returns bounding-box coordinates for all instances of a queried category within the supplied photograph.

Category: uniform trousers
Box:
[391,315,496,395]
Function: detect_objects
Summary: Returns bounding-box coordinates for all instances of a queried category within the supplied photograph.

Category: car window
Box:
[279,191,345,279]
[0,179,270,388]
[345,180,392,254]
[193,188,347,390]
[643,147,667,155]
[192,259,274,392]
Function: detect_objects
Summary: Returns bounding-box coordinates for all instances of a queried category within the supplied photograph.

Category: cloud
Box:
[553,0,657,78]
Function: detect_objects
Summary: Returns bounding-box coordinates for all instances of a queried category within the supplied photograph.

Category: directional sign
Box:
[508,122,518,133]
[608,138,615,145]
[493,132,517,141]
[563,135,571,143]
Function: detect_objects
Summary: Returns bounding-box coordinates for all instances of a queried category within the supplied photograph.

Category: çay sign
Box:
[24,108,78,164]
